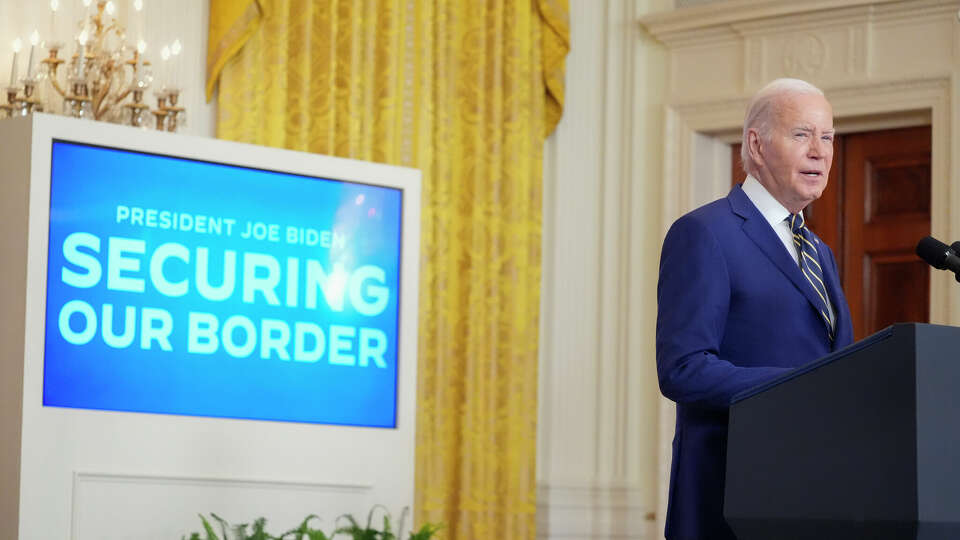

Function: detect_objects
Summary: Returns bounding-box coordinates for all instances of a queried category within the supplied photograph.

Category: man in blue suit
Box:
[656,78,855,540]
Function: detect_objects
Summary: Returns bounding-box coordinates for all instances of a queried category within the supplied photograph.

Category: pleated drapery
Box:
[207,1,569,537]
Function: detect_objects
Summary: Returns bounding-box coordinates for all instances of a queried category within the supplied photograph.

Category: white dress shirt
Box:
[740,175,836,325]
[741,175,799,264]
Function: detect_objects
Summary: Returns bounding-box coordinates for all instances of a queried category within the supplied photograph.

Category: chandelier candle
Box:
[49,1,59,47]
[133,0,144,47]
[27,31,40,79]
[10,38,22,86]
[76,30,88,77]
[160,44,170,90]
[171,39,181,89]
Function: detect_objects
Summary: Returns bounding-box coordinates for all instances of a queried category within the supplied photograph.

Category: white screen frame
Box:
[1,113,421,540]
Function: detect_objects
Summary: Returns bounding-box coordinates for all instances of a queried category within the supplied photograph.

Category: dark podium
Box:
[724,323,960,540]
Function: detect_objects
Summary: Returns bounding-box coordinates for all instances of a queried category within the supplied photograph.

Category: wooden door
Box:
[731,125,931,339]
[842,127,931,340]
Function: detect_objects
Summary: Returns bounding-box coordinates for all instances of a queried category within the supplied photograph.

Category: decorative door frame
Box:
[640,1,960,535]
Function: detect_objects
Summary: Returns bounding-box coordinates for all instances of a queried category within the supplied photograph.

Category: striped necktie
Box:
[789,213,835,341]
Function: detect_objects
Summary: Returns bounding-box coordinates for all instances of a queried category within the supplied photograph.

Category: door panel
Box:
[866,255,929,333]
[843,126,931,340]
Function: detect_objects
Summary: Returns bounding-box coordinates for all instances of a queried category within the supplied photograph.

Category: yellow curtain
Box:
[207,1,569,538]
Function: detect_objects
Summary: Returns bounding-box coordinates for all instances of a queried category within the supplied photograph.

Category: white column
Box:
[537,1,670,538]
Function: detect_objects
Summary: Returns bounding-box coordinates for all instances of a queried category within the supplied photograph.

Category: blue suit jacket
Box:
[656,185,854,540]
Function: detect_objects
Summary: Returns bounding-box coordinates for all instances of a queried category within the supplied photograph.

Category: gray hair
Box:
[740,78,825,177]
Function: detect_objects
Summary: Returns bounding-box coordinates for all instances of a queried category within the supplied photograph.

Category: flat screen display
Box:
[43,140,403,427]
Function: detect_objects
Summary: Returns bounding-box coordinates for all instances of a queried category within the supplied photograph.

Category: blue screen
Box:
[43,140,403,427]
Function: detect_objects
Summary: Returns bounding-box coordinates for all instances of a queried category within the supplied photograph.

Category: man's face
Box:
[750,92,834,214]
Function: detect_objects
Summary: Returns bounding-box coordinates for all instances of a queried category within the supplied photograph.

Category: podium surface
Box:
[725,323,960,540]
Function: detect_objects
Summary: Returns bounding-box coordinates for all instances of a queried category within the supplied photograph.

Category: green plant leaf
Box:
[407,523,442,540]
[278,513,325,540]
[248,517,271,540]
[332,513,377,540]
[381,515,394,540]
[199,514,221,540]
[210,513,232,540]
[333,513,361,535]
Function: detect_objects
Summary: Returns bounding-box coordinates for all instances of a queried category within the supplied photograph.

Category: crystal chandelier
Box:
[1,0,186,132]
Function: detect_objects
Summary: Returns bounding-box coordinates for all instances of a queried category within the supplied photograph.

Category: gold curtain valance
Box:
[205,0,265,101]
[538,0,570,136]
[205,0,568,138]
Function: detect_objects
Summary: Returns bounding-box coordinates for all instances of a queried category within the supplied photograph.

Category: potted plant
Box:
[184,506,441,540]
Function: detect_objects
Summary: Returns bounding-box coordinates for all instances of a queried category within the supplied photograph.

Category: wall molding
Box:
[637,0,946,45]
[72,470,373,492]
[537,483,653,540]
[70,471,372,540]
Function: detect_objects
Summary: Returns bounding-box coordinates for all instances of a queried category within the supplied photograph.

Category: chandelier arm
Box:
[113,88,132,107]
[94,75,114,120]
[112,63,135,107]
[45,62,68,98]
[50,78,68,98]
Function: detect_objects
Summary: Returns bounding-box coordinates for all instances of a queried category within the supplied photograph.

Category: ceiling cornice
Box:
[638,0,941,44]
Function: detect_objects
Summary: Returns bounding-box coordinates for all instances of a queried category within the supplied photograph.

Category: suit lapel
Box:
[728,186,827,317]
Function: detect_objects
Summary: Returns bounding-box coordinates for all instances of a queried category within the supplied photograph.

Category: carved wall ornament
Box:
[783,33,827,77]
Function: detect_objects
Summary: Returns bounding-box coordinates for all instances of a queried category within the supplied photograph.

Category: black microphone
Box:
[916,236,960,282]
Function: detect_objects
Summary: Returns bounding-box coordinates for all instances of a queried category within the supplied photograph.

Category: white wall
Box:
[0,0,216,138]
[537,1,669,539]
